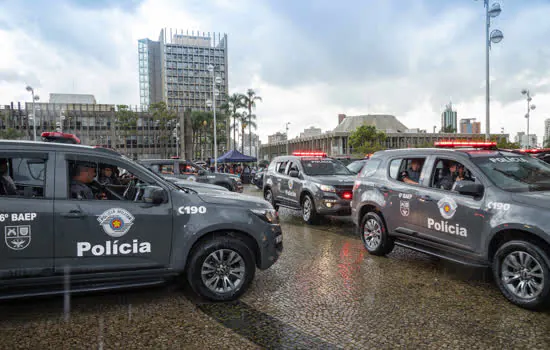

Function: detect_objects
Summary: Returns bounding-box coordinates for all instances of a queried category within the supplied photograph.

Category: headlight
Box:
[251,208,279,224]
[315,184,336,192]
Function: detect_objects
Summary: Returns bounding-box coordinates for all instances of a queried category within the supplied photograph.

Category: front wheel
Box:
[360,212,394,256]
[492,240,550,310]
[301,194,319,225]
[186,237,256,301]
[264,188,279,210]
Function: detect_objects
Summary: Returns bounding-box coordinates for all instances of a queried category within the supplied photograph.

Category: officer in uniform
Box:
[70,161,96,200]
[0,158,17,196]
[401,159,422,185]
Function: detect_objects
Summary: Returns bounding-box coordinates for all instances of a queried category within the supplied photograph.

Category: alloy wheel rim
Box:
[303,198,311,220]
[201,249,245,294]
[363,218,382,250]
[501,250,545,300]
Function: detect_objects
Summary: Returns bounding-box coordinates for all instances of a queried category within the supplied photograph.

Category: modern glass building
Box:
[441,102,457,132]
[138,29,228,112]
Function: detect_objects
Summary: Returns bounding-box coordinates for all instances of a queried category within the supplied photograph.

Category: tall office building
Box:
[459,118,481,134]
[441,101,458,132]
[138,29,228,111]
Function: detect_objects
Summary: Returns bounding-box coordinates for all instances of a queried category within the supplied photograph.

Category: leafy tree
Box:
[416,141,434,148]
[0,110,22,140]
[190,111,213,159]
[440,126,456,133]
[242,89,262,155]
[349,125,387,156]
[491,136,520,149]
[114,105,138,155]
[149,102,177,158]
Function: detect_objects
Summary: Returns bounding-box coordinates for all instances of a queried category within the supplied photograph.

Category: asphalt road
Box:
[1,185,549,349]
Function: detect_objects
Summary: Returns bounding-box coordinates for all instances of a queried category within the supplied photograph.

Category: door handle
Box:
[378,185,389,192]
[63,210,85,219]
[418,195,433,202]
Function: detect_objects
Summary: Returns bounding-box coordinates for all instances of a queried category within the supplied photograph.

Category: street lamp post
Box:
[476,0,503,140]
[521,89,536,148]
[285,122,291,155]
[26,86,40,141]
[206,64,223,172]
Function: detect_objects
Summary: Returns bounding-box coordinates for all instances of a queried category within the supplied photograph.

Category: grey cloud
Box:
[0,70,40,87]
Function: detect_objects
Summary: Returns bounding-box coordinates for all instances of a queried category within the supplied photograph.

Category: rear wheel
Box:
[186,237,256,301]
[360,212,394,256]
[492,240,550,310]
[301,194,319,225]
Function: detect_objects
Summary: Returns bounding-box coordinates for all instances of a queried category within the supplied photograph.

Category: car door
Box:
[0,150,55,279]
[414,156,487,252]
[53,152,173,274]
[273,160,288,205]
[383,156,429,235]
[283,160,302,207]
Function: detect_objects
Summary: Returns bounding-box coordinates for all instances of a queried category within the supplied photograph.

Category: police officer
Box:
[401,159,422,184]
[0,158,16,196]
[98,165,121,185]
[438,160,458,190]
[70,161,96,200]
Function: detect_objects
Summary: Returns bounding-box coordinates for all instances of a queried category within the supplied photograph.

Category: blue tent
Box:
[216,149,257,163]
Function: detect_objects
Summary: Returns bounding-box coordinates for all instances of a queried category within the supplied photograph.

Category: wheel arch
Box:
[487,228,550,263]
[358,202,388,234]
[184,229,262,271]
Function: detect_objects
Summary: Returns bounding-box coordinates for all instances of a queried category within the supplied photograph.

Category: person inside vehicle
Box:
[98,165,122,185]
[0,158,17,196]
[70,161,97,200]
[438,160,458,190]
[401,159,422,184]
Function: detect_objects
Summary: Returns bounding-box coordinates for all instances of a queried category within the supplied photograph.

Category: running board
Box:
[394,240,487,268]
[0,279,166,301]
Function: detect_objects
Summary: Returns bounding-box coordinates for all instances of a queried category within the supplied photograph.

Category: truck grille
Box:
[335,185,354,200]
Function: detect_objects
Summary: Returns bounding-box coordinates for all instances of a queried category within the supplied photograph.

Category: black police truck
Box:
[352,140,550,310]
[0,140,282,301]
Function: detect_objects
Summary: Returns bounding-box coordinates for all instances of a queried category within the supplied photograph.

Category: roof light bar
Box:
[41,131,81,144]
[292,151,327,157]
[434,140,497,149]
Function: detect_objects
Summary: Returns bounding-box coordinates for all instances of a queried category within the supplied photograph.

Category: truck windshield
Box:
[473,154,550,192]
[301,159,352,176]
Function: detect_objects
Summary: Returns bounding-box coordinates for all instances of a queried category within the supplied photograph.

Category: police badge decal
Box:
[97,208,135,238]
[400,200,410,216]
[5,225,31,250]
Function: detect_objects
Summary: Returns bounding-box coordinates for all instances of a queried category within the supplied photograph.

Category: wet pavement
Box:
[1,185,550,349]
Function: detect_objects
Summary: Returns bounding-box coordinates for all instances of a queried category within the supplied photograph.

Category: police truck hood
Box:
[196,191,271,208]
[309,175,356,185]
[511,191,550,209]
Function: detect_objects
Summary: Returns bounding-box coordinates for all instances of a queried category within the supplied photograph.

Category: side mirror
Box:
[142,185,166,205]
[289,170,300,178]
[455,181,483,197]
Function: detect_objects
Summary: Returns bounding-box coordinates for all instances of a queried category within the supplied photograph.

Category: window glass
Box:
[67,159,152,201]
[472,154,550,192]
[388,157,426,185]
[360,159,380,178]
[287,162,299,173]
[159,164,174,174]
[0,157,46,198]
[300,159,351,175]
[430,158,477,191]
[347,160,367,174]
[180,163,199,174]
[277,161,288,174]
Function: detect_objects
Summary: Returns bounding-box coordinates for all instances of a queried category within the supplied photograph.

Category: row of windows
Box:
[165,47,225,55]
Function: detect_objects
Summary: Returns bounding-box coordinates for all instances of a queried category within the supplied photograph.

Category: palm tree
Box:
[242,89,262,155]
[220,93,246,150]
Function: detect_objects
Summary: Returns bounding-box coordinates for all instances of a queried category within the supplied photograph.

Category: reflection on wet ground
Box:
[1,185,549,349]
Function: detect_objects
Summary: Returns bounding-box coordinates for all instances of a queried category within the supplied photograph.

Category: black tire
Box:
[186,236,256,302]
[360,212,394,256]
[264,188,279,211]
[492,240,550,311]
[301,194,320,225]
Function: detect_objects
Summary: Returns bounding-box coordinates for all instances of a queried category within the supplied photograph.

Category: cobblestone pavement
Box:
[1,185,549,349]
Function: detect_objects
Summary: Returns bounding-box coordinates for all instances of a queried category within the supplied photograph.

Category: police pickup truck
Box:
[0,141,282,301]
[139,158,243,193]
[263,152,356,224]
[352,140,550,310]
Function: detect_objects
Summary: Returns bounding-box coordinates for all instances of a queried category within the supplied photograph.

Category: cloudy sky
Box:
[1,0,549,144]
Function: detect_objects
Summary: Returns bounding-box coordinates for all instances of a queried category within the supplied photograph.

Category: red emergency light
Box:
[41,132,81,144]
[292,151,327,157]
[434,140,497,149]
[342,192,352,200]
[519,148,550,154]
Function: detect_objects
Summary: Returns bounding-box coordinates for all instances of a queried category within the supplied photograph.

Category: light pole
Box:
[285,122,291,155]
[25,86,40,141]
[476,0,503,140]
[206,64,222,172]
[521,89,536,148]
